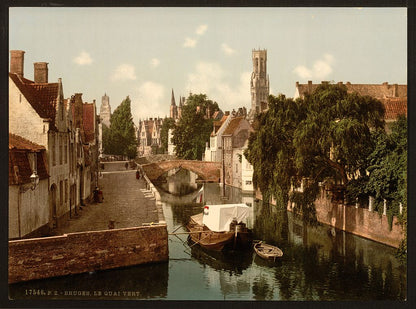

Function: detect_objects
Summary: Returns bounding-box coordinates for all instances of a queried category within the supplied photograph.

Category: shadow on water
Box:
[252,200,407,300]
[9,262,169,300]
[187,237,253,275]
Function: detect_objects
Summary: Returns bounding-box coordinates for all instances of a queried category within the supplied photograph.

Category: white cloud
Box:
[195,24,208,36]
[186,61,251,112]
[183,37,197,48]
[293,66,313,79]
[73,51,93,65]
[293,53,335,80]
[221,43,236,56]
[132,81,165,120]
[150,58,160,68]
[110,64,137,82]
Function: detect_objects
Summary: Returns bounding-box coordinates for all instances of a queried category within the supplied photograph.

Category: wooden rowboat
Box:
[254,241,283,261]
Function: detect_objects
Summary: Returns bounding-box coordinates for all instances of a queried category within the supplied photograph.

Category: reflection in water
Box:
[9,169,407,300]
[188,237,253,275]
[155,168,200,196]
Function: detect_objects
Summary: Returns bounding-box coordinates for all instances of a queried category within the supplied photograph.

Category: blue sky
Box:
[9,7,407,123]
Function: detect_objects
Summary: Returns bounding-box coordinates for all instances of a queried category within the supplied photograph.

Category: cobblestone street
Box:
[55,162,159,234]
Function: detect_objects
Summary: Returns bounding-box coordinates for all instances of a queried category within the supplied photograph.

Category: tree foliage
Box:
[293,83,385,185]
[246,84,386,214]
[160,117,176,152]
[172,94,219,160]
[102,96,138,158]
[245,94,306,206]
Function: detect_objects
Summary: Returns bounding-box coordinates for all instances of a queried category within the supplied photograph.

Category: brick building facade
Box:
[8,50,99,239]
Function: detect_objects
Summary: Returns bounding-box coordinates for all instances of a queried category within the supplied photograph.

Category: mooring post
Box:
[383,199,387,216]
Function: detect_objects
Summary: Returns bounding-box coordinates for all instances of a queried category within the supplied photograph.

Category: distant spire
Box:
[171,89,176,106]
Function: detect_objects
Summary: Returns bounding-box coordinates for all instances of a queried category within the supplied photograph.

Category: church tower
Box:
[100,93,111,127]
[170,89,178,119]
[249,49,270,120]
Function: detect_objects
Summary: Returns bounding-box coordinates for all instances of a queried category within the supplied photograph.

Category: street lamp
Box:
[29,172,39,190]
[19,172,39,193]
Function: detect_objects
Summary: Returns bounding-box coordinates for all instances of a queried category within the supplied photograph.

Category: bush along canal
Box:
[9,175,406,300]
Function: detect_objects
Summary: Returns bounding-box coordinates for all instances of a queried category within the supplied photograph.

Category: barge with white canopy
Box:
[187,204,252,251]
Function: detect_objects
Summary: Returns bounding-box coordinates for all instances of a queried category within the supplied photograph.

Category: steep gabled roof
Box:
[211,115,229,137]
[9,72,59,126]
[83,103,96,143]
[223,117,245,135]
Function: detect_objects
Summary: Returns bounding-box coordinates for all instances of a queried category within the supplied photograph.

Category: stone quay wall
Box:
[256,188,404,248]
[311,192,403,248]
[9,225,168,283]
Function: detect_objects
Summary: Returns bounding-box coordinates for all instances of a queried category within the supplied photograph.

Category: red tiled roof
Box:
[9,73,59,126]
[9,133,45,151]
[9,134,49,185]
[381,98,407,120]
[83,103,96,143]
[223,117,245,135]
[211,115,228,136]
[297,82,407,100]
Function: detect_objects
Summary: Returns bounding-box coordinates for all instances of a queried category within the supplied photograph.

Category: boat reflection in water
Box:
[187,237,253,275]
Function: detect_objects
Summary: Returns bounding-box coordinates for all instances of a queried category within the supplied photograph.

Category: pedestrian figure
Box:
[125,162,129,170]
[136,169,141,179]
[93,187,99,203]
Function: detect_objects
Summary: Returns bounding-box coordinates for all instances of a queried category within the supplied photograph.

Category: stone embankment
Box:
[256,188,404,248]
[8,161,168,283]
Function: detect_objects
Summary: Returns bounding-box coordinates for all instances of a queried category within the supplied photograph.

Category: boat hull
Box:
[187,213,252,251]
[254,242,283,261]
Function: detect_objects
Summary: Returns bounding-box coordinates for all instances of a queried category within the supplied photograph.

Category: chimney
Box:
[308,80,312,93]
[10,50,25,77]
[34,62,48,83]
[393,84,398,97]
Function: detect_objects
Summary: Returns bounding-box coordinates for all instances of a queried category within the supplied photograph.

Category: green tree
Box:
[293,83,385,185]
[104,96,138,158]
[245,94,307,206]
[102,123,111,154]
[172,94,219,160]
[160,117,176,152]
[246,84,385,216]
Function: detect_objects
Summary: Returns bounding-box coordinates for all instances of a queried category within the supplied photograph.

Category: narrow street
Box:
[55,162,159,234]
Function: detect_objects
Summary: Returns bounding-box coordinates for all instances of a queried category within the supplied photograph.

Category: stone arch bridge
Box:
[140,160,221,182]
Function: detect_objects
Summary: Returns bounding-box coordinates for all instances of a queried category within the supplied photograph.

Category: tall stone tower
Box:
[100,93,111,127]
[249,49,270,120]
[170,89,178,119]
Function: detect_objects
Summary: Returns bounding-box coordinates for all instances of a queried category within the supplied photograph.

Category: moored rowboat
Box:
[254,241,283,261]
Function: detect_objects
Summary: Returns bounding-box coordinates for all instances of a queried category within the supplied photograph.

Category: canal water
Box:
[9,170,406,301]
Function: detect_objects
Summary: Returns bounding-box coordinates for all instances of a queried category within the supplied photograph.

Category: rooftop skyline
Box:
[9,7,407,123]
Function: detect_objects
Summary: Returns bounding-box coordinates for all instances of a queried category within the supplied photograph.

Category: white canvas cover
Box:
[202,204,250,232]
